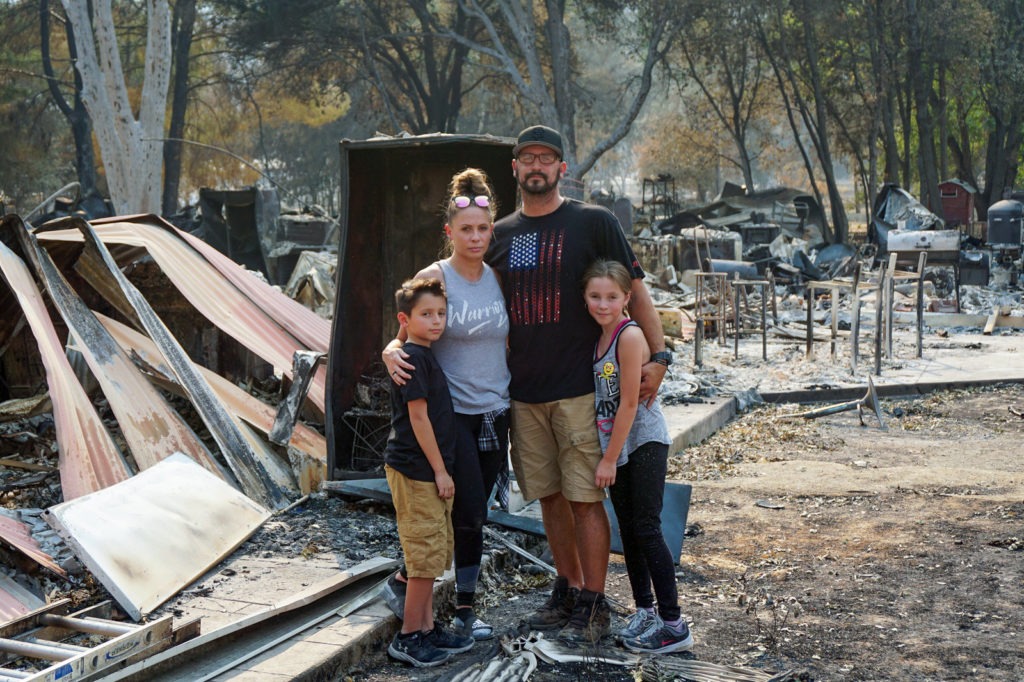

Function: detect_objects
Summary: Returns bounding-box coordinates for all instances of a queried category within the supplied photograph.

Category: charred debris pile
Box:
[1,179,1023,675]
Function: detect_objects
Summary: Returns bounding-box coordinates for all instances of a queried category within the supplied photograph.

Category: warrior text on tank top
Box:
[430,260,511,414]
[593,319,671,466]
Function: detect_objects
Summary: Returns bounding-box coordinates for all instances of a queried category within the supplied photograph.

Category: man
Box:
[487,125,672,643]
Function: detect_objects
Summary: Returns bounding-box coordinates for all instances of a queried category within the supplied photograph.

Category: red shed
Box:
[938,179,975,227]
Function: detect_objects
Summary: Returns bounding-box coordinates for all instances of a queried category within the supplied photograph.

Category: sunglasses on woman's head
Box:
[453,195,490,209]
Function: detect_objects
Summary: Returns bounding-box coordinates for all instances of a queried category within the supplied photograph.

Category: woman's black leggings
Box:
[608,441,680,622]
[452,411,509,605]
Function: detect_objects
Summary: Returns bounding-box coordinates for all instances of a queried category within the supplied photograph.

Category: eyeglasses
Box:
[452,195,490,209]
[517,152,559,165]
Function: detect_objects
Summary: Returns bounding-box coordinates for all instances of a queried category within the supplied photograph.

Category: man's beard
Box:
[518,169,561,196]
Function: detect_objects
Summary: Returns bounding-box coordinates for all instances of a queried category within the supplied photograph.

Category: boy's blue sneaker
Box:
[426,623,474,653]
[381,572,406,620]
[387,630,451,667]
[622,621,695,654]
[617,608,661,641]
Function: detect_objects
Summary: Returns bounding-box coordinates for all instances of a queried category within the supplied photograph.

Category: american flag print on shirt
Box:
[508,229,565,325]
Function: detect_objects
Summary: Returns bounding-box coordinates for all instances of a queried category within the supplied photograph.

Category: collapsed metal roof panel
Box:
[98,313,327,492]
[38,218,326,415]
[0,573,44,622]
[0,233,130,500]
[0,512,64,576]
[11,223,227,481]
[35,218,290,510]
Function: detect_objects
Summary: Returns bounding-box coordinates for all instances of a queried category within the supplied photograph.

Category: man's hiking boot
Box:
[558,589,612,644]
[387,630,450,667]
[525,576,579,631]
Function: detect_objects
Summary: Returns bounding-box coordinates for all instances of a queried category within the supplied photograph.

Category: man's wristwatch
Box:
[651,350,673,367]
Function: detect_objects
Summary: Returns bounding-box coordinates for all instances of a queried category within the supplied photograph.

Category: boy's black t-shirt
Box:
[487,199,644,403]
[383,342,456,482]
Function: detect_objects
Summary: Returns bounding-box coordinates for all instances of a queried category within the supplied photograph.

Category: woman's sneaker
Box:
[387,631,451,667]
[617,609,661,641]
[425,623,474,653]
[454,609,495,640]
[622,621,695,654]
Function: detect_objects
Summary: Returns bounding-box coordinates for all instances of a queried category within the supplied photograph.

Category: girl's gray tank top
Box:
[593,319,671,466]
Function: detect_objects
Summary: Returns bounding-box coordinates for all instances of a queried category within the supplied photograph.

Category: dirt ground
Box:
[345,382,1024,682]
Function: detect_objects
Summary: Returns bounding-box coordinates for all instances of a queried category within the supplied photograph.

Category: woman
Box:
[381,168,510,640]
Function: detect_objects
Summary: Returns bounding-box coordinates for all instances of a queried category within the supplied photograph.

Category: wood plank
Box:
[983,306,1000,335]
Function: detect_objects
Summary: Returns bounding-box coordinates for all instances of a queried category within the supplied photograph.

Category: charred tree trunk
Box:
[40,0,100,201]
[162,0,195,216]
[907,0,941,215]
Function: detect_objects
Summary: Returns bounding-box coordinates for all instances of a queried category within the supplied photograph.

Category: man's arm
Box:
[629,277,668,407]
[408,398,454,498]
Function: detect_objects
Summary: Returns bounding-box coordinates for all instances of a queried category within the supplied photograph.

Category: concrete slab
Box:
[663,397,738,452]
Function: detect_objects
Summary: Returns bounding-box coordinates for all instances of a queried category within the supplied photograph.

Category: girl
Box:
[382,168,510,641]
[583,259,694,654]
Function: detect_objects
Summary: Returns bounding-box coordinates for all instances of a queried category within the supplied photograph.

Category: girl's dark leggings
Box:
[609,441,680,622]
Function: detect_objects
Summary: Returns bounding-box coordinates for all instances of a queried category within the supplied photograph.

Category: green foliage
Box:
[0,0,1021,216]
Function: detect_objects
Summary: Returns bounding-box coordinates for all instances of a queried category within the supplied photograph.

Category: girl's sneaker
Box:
[617,609,661,641]
[387,631,451,667]
[454,609,494,640]
[622,621,695,654]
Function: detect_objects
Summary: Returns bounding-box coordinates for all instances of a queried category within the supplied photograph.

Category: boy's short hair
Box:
[395,277,446,315]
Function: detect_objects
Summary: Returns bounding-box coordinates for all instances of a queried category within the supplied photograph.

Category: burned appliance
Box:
[959,251,990,286]
[887,228,965,310]
[987,199,1023,247]
[986,199,1022,284]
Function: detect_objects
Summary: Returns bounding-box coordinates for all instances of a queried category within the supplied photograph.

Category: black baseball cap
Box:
[513,125,563,158]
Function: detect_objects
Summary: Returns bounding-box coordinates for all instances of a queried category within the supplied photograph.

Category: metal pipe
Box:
[778,376,886,429]
[806,286,814,359]
[733,275,740,359]
[916,251,927,358]
[874,262,885,376]
[850,263,862,375]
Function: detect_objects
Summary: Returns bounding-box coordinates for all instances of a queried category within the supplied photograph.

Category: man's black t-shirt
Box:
[487,199,644,403]
[383,343,456,481]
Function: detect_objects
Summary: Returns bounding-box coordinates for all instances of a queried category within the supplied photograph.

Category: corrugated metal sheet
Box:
[17,225,226,480]
[0,238,130,499]
[0,513,64,576]
[98,313,326,491]
[39,218,327,415]
[0,574,44,622]
[56,219,290,510]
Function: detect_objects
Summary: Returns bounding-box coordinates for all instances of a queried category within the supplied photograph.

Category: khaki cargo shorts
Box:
[510,393,605,503]
[385,465,454,579]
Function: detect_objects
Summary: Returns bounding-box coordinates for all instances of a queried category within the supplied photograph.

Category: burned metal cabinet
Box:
[196,187,281,281]
[326,133,516,479]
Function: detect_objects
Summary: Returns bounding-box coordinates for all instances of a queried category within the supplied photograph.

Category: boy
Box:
[383,278,474,667]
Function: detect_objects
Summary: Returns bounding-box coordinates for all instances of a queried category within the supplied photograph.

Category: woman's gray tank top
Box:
[431,260,511,414]
[593,319,671,466]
